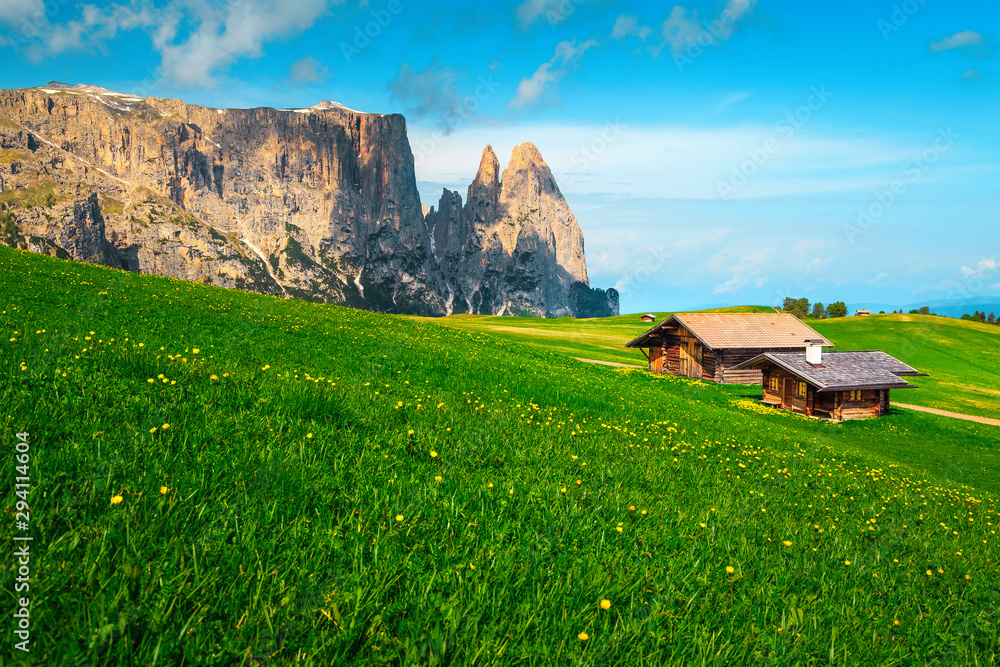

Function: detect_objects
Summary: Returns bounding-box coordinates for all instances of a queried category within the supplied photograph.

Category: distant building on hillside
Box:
[625,313,832,384]
[734,343,926,420]
[856,309,871,317]
[640,314,656,322]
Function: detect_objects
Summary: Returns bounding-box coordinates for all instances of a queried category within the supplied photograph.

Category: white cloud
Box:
[0,0,42,26]
[289,55,330,84]
[960,257,998,278]
[5,0,332,87]
[928,30,983,53]
[615,0,758,59]
[611,15,651,40]
[961,68,981,79]
[508,39,597,109]
[515,0,581,28]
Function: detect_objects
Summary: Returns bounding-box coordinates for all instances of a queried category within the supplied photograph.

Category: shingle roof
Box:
[625,313,833,350]
[734,350,925,391]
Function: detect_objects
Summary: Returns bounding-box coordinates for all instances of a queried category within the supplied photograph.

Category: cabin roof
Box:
[625,313,833,350]
[733,350,926,392]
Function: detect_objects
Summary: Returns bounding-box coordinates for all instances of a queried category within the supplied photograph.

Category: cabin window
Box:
[848,390,862,401]
[768,376,780,392]
[796,381,807,397]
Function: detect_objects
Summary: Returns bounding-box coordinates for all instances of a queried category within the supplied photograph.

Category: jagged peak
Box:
[472,144,500,190]
[509,141,546,168]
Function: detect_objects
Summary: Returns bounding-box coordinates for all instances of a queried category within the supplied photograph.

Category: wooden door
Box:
[649,346,663,373]
[782,378,794,407]
[680,338,702,379]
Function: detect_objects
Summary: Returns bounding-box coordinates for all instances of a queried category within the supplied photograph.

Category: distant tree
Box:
[988,312,996,325]
[782,297,810,319]
[961,313,977,321]
[879,310,885,314]
[826,301,848,318]
[919,306,931,315]
[812,302,825,319]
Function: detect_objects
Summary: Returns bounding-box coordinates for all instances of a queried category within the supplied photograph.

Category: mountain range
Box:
[0,82,617,318]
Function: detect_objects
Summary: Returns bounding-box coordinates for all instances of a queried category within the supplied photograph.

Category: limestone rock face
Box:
[0,84,615,317]
[425,142,614,317]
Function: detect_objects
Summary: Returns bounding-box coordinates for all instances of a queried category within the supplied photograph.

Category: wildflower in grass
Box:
[160,486,169,494]
[149,427,157,433]
[162,423,170,430]
[306,433,313,439]
[894,620,900,626]
[147,378,154,383]
[629,506,635,511]
[430,450,437,458]
[434,476,442,483]
[600,599,611,610]
[726,566,735,574]
[783,541,793,547]
[192,348,200,354]
[845,560,851,566]
[965,574,971,580]
[926,570,933,576]
[210,375,218,381]
[408,429,415,436]
[395,515,404,522]
[578,632,588,641]
[937,568,944,574]
[111,495,123,505]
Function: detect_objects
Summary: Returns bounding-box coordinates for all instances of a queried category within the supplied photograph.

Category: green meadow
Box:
[433,309,1000,422]
[2,245,999,665]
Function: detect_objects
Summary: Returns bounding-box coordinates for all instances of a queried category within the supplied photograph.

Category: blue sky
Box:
[1,0,998,312]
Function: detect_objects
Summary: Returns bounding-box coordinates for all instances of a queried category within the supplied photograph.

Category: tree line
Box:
[781,298,847,320]
[962,311,999,326]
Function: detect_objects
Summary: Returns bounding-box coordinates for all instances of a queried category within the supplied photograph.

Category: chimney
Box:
[805,339,824,365]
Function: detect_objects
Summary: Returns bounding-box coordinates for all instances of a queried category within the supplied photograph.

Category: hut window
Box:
[848,390,862,401]
[796,381,807,397]
[768,376,780,391]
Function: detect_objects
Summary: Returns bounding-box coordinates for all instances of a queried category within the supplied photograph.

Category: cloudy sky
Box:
[1,0,997,312]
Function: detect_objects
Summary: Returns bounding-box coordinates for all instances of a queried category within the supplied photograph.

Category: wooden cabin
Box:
[625,313,833,384]
[640,314,657,322]
[734,343,926,420]
[856,309,871,317]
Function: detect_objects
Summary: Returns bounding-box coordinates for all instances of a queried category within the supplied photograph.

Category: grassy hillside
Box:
[811,314,1000,420]
[423,306,776,366]
[2,248,999,665]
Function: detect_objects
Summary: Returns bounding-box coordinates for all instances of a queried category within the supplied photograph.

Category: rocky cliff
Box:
[0,83,616,317]
[425,143,617,317]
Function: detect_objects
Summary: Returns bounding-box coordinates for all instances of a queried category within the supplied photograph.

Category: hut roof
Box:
[626,313,833,350]
[734,350,926,392]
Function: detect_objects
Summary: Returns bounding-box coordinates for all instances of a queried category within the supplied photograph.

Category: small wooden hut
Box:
[625,313,833,384]
[734,343,926,420]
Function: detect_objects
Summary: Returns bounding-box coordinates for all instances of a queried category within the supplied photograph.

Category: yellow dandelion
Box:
[725,566,735,574]
[192,348,200,354]
[111,495,123,505]
[429,450,438,458]
[434,476,442,483]
[783,541,792,547]
[600,599,611,610]
[845,560,851,566]
[149,427,157,433]
[147,378,155,384]
[893,619,900,626]
[306,433,313,439]
[162,423,170,430]
[578,632,589,641]
[160,486,169,495]
[210,374,218,381]
[926,570,933,576]
[395,515,404,522]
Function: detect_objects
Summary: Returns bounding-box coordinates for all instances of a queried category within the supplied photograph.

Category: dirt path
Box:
[576,357,645,369]
[892,402,1000,426]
